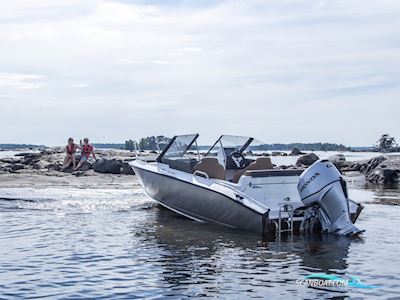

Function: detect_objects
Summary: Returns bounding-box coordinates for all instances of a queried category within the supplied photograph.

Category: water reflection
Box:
[134,208,359,298]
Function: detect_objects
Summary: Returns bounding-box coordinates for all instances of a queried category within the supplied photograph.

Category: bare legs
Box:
[62,155,71,170]
[74,158,85,171]
[71,155,76,169]
[62,155,76,171]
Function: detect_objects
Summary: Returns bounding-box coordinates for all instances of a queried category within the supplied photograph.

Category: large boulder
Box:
[296,153,319,166]
[93,158,123,174]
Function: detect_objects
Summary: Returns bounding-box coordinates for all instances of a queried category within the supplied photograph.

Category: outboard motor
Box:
[298,160,362,236]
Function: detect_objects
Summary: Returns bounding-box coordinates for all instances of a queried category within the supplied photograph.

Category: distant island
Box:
[0,144,45,150]
[248,143,351,152]
[126,136,352,152]
[2,133,398,153]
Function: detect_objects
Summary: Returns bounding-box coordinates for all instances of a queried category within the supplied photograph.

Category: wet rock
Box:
[290,147,304,156]
[296,153,319,166]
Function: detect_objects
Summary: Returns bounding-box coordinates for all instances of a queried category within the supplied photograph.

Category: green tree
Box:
[125,140,135,151]
[376,134,397,152]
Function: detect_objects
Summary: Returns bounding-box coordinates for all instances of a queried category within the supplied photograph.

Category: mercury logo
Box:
[300,172,320,193]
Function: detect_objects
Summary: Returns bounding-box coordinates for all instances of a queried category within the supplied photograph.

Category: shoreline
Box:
[0,148,398,190]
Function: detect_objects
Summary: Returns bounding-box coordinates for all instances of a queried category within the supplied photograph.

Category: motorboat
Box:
[130,134,363,238]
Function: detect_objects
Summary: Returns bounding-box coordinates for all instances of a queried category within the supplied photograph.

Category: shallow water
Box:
[1,183,400,299]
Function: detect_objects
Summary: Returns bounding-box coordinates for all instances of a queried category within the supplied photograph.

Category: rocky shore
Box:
[0,147,142,176]
[292,153,400,185]
[0,147,399,188]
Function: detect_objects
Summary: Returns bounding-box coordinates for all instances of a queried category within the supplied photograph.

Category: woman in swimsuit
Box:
[62,138,78,171]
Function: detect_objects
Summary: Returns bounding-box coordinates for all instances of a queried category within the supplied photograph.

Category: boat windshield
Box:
[156,134,199,162]
[205,135,255,157]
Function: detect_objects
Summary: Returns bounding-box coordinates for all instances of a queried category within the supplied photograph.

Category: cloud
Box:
[0,72,46,90]
[0,0,399,145]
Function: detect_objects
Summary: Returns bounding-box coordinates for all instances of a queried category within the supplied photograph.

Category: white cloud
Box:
[0,0,399,145]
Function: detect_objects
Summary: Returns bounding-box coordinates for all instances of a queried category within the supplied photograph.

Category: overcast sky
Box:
[0,0,399,146]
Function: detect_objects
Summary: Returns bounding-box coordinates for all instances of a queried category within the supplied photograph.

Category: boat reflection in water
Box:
[133,208,357,298]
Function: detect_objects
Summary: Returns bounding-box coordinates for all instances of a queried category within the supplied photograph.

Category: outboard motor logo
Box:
[299,172,320,193]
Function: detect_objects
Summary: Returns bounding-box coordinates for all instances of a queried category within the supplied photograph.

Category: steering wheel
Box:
[226,151,247,169]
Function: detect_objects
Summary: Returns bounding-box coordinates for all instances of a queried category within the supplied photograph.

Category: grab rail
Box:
[193,170,209,179]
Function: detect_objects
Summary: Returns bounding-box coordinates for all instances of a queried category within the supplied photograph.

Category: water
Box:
[1,183,399,299]
[1,151,400,299]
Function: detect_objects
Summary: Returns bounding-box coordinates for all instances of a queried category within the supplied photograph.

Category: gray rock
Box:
[79,162,92,172]
[11,163,25,171]
[14,152,41,158]
[121,162,135,175]
[296,153,319,166]
[290,147,304,156]
[367,169,399,184]
[362,156,386,174]
[93,158,122,174]
[272,151,284,156]
[329,154,346,165]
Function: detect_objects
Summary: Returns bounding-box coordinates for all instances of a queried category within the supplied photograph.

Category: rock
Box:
[121,162,135,175]
[93,158,123,174]
[367,169,399,184]
[349,163,362,172]
[296,153,319,166]
[14,152,41,158]
[79,162,92,172]
[0,157,23,164]
[272,151,283,156]
[329,154,346,168]
[363,156,386,174]
[32,160,49,170]
[11,163,25,171]
[290,147,304,156]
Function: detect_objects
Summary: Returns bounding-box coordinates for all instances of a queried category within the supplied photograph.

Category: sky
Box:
[0,0,399,146]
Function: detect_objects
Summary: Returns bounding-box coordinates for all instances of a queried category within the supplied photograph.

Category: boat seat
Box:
[232,157,273,183]
[193,157,225,180]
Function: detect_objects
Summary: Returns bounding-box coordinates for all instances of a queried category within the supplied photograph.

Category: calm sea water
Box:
[1,152,400,299]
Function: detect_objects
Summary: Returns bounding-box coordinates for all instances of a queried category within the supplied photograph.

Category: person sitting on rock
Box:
[62,138,79,171]
[74,138,96,171]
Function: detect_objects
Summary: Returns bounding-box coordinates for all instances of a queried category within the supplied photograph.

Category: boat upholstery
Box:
[193,157,226,180]
[232,157,273,183]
